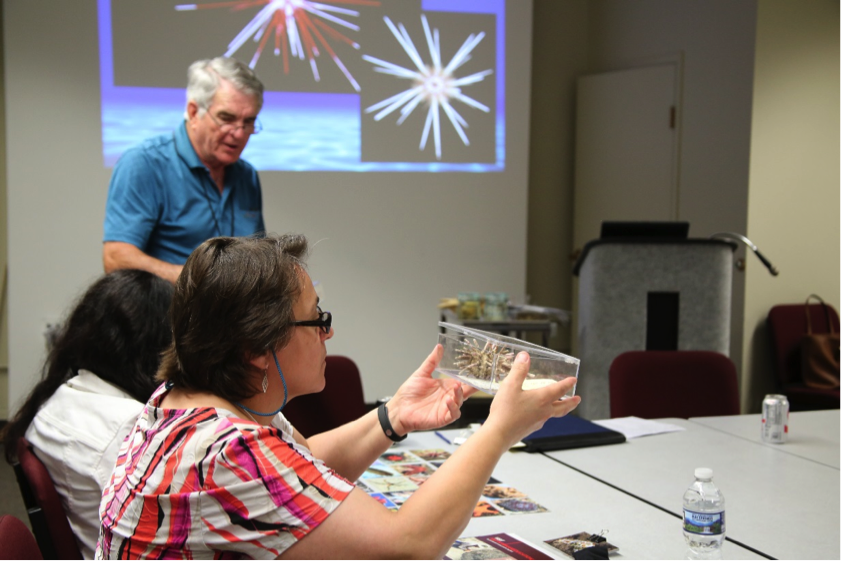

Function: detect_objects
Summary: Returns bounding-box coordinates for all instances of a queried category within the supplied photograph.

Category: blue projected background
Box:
[99,0,506,172]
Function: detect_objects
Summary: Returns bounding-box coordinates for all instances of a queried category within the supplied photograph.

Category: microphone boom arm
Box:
[710,232,779,276]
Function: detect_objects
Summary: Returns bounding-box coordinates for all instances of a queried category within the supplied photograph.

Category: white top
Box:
[25,370,145,559]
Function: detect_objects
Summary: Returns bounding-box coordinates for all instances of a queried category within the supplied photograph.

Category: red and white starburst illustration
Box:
[175,0,380,91]
[363,15,492,160]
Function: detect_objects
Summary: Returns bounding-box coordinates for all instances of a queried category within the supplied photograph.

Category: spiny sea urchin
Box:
[454,338,514,381]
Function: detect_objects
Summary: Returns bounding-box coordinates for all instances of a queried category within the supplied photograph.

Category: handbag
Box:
[800,294,840,390]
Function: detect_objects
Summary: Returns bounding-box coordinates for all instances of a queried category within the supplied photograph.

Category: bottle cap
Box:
[695,467,713,480]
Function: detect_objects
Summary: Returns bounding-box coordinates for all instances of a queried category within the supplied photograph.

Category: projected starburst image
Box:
[175,0,380,92]
[362,15,493,160]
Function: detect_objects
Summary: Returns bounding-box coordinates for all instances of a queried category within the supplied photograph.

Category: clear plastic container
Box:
[683,467,725,556]
[436,322,579,395]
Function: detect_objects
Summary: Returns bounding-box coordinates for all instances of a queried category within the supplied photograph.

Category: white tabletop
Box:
[543,418,840,560]
[689,410,840,469]
[397,431,763,559]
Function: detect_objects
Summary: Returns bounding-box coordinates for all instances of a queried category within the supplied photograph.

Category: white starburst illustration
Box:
[363,15,493,160]
[175,0,381,92]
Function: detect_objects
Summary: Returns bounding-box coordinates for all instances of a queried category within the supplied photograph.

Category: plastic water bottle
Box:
[683,468,725,556]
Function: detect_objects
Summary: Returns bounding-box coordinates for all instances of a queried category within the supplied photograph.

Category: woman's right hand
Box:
[484,352,581,449]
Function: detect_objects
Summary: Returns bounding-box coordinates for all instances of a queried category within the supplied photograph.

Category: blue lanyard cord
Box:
[235,350,288,417]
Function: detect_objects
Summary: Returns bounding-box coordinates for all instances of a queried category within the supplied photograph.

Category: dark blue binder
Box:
[520,415,626,452]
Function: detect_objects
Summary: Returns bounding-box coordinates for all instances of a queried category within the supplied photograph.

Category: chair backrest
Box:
[13,438,83,560]
[767,302,840,386]
[281,355,370,438]
[609,351,740,419]
[0,514,43,560]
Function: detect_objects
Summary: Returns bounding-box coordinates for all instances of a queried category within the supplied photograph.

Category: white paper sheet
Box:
[591,416,685,439]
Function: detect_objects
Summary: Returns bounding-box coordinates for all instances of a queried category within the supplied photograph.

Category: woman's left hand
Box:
[386,344,477,435]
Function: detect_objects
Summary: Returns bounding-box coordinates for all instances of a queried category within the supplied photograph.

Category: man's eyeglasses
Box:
[206,109,262,135]
[291,307,332,334]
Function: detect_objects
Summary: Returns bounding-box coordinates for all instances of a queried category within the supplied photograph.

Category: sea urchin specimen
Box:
[454,338,513,382]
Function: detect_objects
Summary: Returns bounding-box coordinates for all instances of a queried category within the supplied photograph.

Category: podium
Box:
[573,238,736,419]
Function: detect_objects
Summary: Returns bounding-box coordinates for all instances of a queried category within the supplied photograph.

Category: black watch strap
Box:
[378,403,407,442]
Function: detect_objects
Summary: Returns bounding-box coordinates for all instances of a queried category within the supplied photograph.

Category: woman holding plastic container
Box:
[97,234,581,560]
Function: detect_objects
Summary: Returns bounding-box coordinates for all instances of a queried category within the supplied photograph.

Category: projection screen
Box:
[100,0,507,172]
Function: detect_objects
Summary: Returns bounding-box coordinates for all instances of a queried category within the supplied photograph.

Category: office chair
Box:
[282,355,371,438]
[767,301,840,411]
[609,351,740,419]
[0,514,43,560]
[13,438,83,560]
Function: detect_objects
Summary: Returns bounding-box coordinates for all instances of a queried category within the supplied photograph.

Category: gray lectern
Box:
[573,238,736,419]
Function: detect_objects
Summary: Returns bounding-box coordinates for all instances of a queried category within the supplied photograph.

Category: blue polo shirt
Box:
[103,122,265,265]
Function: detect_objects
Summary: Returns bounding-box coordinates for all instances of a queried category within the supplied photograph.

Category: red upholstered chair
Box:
[609,351,740,419]
[13,438,83,560]
[282,355,371,438]
[767,302,840,411]
[0,515,43,560]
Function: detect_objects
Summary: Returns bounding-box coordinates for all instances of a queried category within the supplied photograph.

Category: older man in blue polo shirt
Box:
[103,57,266,283]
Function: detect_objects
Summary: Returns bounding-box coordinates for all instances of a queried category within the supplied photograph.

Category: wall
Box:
[582,0,758,382]
[4,2,114,415]
[0,8,7,420]
[3,1,535,410]
[526,0,589,354]
[742,0,840,412]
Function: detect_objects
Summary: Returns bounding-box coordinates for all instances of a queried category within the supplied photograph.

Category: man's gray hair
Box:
[185,57,264,118]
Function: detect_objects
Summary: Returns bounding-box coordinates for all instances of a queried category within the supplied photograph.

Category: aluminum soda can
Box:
[761,394,789,443]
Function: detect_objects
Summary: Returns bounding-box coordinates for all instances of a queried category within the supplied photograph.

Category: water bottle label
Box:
[683,509,725,535]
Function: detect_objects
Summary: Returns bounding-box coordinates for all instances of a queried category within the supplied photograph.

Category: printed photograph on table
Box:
[360,461,398,478]
[482,484,527,500]
[472,500,504,518]
[411,448,452,461]
[407,474,431,487]
[492,497,548,515]
[391,463,435,477]
[363,475,419,494]
[544,532,619,558]
[378,450,422,464]
[445,533,554,560]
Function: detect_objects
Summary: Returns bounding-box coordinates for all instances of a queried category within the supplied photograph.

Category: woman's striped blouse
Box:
[96,385,353,559]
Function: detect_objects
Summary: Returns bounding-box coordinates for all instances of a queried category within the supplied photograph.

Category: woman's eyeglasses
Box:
[291,306,332,334]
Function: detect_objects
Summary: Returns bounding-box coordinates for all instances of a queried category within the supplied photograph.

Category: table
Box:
[689,410,840,469]
[396,431,764,559]
[543,418,840,559]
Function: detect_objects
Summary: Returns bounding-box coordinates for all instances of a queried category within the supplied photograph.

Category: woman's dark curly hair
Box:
[2,269,173,462]
[156,234,309,403]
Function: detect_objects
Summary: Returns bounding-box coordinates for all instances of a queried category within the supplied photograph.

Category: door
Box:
[573,63,680,250]
[571,63,681,354]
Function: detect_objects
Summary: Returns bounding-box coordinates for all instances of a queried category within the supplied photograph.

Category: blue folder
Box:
[520,415,626,452]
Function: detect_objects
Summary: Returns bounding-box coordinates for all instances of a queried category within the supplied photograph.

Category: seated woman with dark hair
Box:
[97,235,581,560]
[1,269,173,559]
